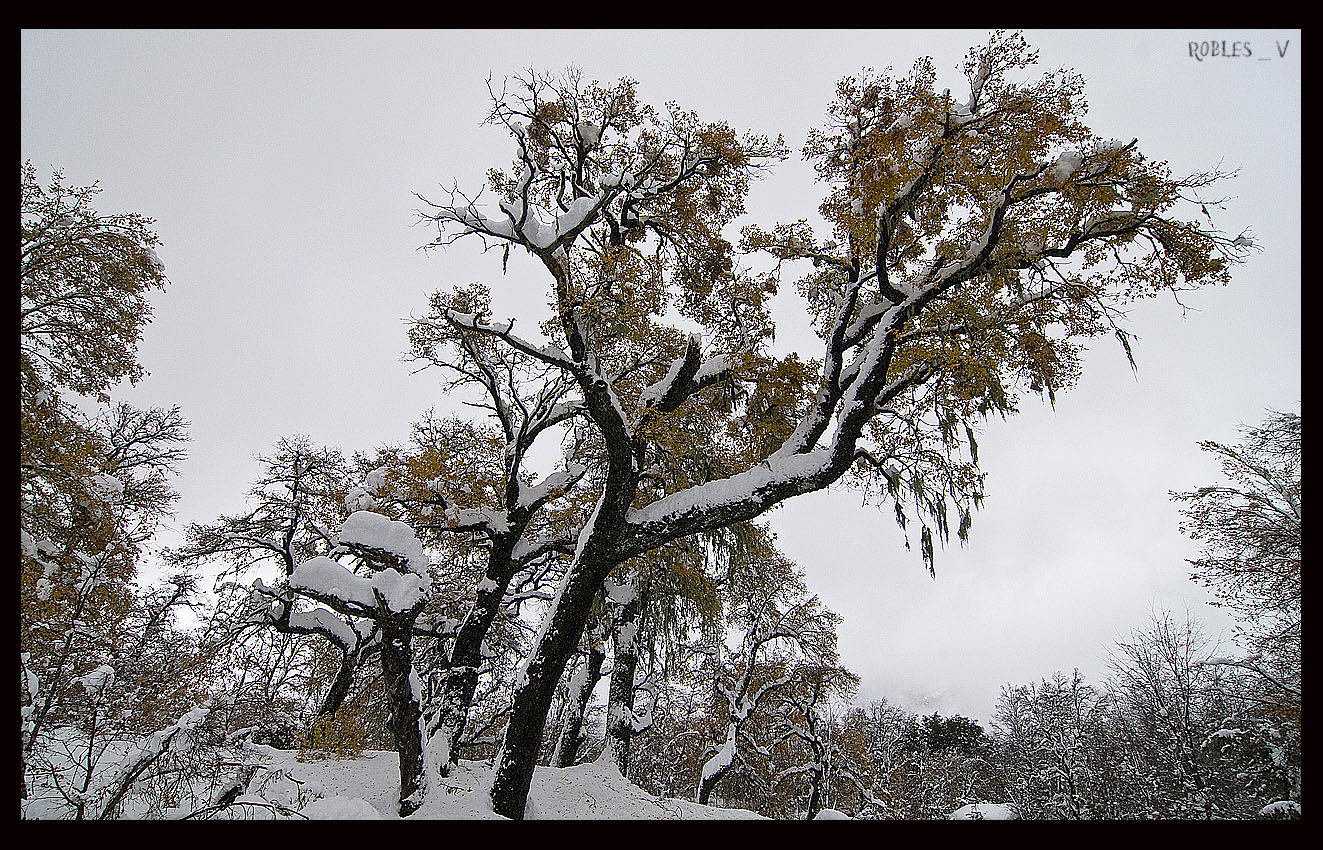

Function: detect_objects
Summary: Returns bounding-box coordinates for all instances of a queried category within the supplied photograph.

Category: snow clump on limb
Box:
[290,556,428,615]
[1051,151,1084,185]
[339,510,432,587]
[363,466,389,493]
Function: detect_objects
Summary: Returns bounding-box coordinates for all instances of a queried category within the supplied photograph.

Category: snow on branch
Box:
[625,448,835,542]
[434,309,577,373]
[515,462,588,512]
[289,556,428,617]
[420,151,616,256]
[290,557,377,612]
[288,605,363,650]
[337,510,432,583]
[636,334,711,414]
[78,702,215,820]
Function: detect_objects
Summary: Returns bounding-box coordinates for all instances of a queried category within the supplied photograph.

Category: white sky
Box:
[21,29,1300,726]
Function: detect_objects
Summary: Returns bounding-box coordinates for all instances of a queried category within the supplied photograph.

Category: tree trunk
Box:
[315,648,358,719]
[805,765,824,820]
[697,725,736,807]
[604,576,645,776]
[552,622,607,768]
[487,547,620,819]
[426,540,519,774]
[380,620,426,817]
[485,350,650,818]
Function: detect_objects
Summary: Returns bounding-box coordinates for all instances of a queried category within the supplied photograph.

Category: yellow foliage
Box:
[297,709,373,761]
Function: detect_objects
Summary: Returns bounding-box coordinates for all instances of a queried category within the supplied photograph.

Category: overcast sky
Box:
[21,29,1300,726]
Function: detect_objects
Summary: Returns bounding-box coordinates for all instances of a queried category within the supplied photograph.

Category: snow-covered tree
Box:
[826,700,911,817]
[20,161,168,400]
[167,437,368,730]
[1106,611,1298,819]
[820,700,999,819]
[21,163,191,805]
[19,564,234,819]
[402,302,590,772]
[1172,410,1300,718]
[550,614,608,768]
[695,560,841,809]
[1105,612,1233,817]
[767,664,859,820]
[410,32,1247,818]
[992,670,1112,819]
[286,509,435,816]
[597,530,729,777]
[993,612,1299,820]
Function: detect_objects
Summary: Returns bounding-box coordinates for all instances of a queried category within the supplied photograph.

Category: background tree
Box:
[827,700,912,817]
[827,701,998,819]
[1172,410,1300,718]
[549,613,609,768]
[595,525,736,776]
[285,509,436,816]
[1168,411,1301,817]
[1105,611,1243,818]
[992,670,1111,819]
[695,555,842,809]
[21,162,190,804]
[20,161,168,400]
[766,663,859,820]
[405,286,589,773]
[166,436,365,735]
[991,608,1300,820]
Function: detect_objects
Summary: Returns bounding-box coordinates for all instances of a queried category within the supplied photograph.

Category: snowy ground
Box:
[238,749,771,820]
[948,802,1016,820]
[26,732,1013,819]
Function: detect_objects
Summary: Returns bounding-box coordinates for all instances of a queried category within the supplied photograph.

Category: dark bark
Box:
[379,619,426,817]
[487,352,643,819]
[426,538,520,773]
[485,230,902,817]
[805,767,824,820]
[696,731,733,807]
[315,647,361,719]
[552,621,607,768]
[697,772,719,806]
[487,545,623,818]
[604,580,645,776]
[212,765,260,810]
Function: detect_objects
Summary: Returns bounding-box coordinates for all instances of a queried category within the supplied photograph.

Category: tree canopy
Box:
[412,32,1249,818]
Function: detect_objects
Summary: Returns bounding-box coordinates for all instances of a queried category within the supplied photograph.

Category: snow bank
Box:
[270,751,767,820]
[1258,800,1300,819]
[301,796,384,819]
[949,801,1017,820]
